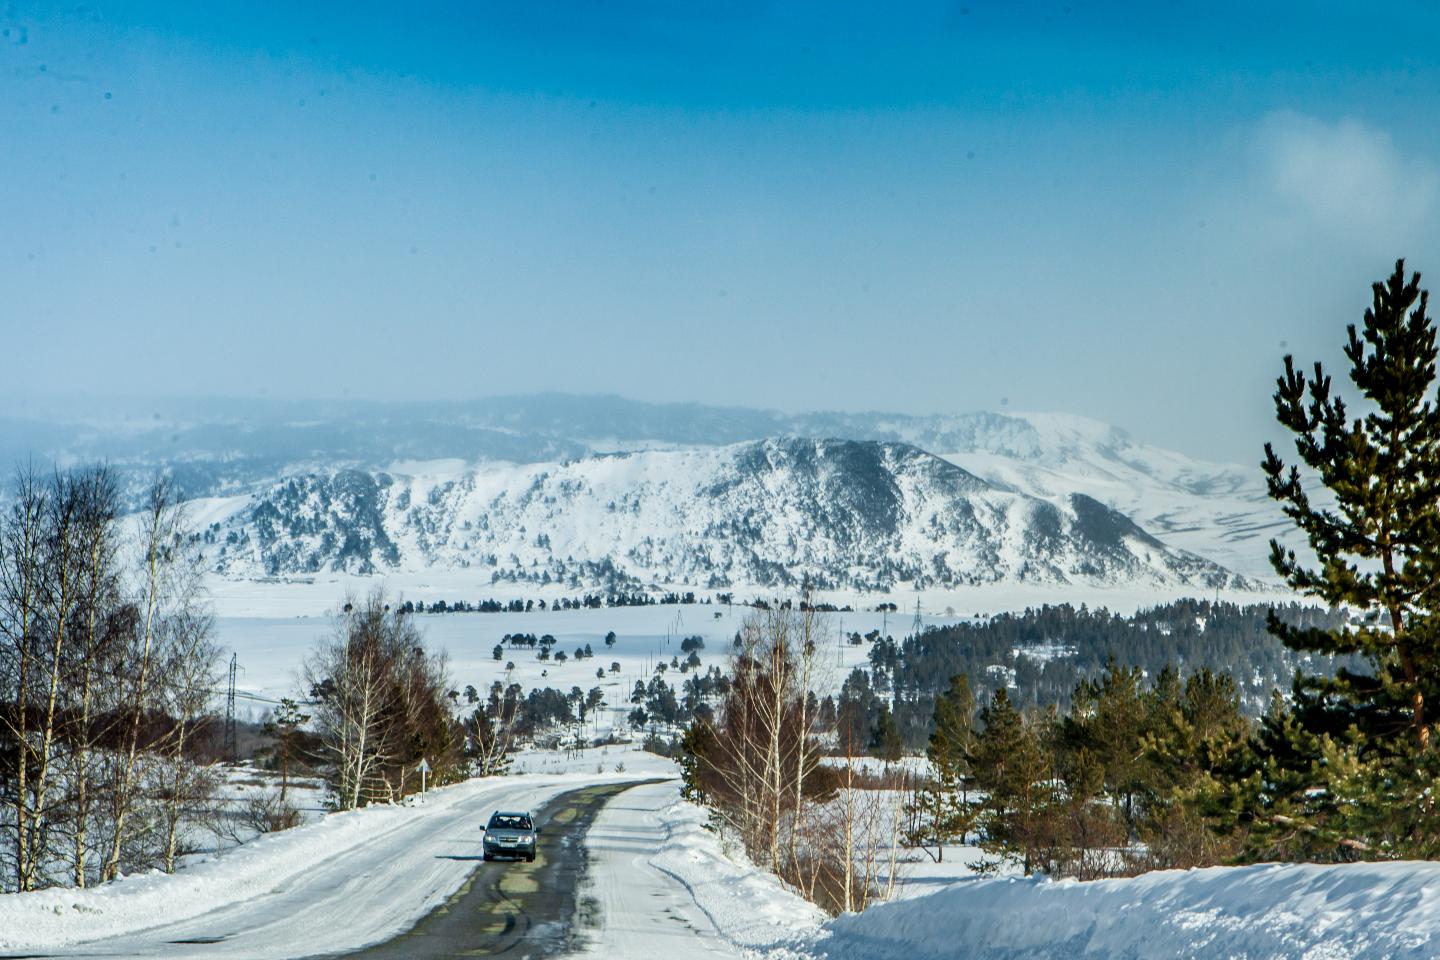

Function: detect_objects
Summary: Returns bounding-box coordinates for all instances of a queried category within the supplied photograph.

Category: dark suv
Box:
[483,810,539,862]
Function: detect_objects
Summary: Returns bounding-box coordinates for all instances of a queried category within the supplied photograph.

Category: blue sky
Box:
[4,1,1439,461]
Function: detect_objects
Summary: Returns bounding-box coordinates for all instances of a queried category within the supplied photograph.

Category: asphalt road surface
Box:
[326,780,654,960]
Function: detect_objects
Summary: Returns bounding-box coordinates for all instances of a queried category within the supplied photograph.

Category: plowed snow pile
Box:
[786,860,1440,960]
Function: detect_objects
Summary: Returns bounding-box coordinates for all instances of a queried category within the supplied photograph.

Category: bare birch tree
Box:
[155,593,219,873]
[1,467,218,891]
[305,594,457,809]
[685,605,828,871]
[100,477,185,883]
[0,467,48,891]
[21,470,89,892]
[59,466,122,888]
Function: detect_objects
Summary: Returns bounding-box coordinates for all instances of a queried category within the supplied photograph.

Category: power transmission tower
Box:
[224,652,238,763]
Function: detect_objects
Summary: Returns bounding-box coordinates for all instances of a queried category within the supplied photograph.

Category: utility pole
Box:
[224,652,238,763]
[903,595,924,713]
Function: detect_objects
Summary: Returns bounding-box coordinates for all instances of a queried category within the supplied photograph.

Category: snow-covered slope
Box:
[192,438,1249,593]
[11,395,1286,585]
[934,413,1283,580]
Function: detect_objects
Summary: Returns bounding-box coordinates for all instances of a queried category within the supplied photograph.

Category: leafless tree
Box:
[100,477,188,883]
[788,594,826,874]
[810,726,908,913]
[58,467,122,887]
[686,605,828,873]
[0,466,49,891]
[20,469,88,892]
[1,468,218,892]
[305,593,459,809]
[154,594,219,873]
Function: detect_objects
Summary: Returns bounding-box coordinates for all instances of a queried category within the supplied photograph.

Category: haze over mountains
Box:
[0,394,1285,591]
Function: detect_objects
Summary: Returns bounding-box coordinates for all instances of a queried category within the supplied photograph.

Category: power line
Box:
[201,686,318,706]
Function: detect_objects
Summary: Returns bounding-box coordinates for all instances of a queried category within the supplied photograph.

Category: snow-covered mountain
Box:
[929,414,1283,579]
[6,394,1287,585]
[187,438,1249,593]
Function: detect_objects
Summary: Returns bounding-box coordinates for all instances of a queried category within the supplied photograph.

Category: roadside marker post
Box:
[418,757,431,794]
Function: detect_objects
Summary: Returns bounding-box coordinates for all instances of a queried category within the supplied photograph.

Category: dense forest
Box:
[831,599,1356,751]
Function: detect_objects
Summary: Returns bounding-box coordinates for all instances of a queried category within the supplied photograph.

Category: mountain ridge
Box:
[4,394,1285,582]
[187,437,1253,594]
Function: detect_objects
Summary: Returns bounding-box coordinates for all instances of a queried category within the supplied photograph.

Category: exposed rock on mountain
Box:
[194,438,1250,592]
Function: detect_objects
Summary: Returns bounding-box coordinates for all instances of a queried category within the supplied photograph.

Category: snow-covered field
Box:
[208,575,1288,714]
[204,570,1280,622]
[213,597,976,715]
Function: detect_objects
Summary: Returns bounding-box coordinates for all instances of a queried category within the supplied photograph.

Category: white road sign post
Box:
[417,757,431,794]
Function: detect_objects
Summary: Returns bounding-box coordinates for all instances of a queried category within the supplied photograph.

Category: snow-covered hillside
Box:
[189,438,1248,593]
[936,413,1283,579]
[10,395,1288,588]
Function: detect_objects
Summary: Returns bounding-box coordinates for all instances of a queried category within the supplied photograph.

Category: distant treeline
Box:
[831,600,1359,751]
[394,591,864,615]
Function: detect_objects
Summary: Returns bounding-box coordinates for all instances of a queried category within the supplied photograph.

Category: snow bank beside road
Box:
[645,788,826,951]
[794,860,1440,960]
[594,788,1440,960]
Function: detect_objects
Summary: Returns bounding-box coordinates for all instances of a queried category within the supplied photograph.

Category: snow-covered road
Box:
[0,766,669,958]
[0,748,825,960]
[575,780,744,959]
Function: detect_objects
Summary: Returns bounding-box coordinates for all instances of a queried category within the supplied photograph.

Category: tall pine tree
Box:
[907,673,977,862]
[870,705,904,763]
[1256,259,1440,858]
[972,688,1051,874]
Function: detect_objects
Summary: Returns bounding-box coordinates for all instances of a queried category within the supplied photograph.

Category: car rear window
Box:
[489,814,532,830]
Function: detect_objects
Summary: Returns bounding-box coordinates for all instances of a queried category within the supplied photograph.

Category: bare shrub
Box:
[215,789,302,845]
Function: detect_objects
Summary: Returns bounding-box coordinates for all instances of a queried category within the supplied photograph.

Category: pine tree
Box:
[1257,259,1440,857]
[908,674,977,862]
[972,688,1051,875]
[870,705,903,763]
[1065,663,1154,832]
[263,698,311,802]
[678,719,716,804]
[1141,670,1250,868]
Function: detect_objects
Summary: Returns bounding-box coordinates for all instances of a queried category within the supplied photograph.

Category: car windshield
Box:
[489,814,532,831]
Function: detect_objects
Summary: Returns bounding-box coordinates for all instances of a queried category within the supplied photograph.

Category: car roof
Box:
[491,810,531,818]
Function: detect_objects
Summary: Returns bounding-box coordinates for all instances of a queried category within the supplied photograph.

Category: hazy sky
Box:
[4,1,1439,462]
